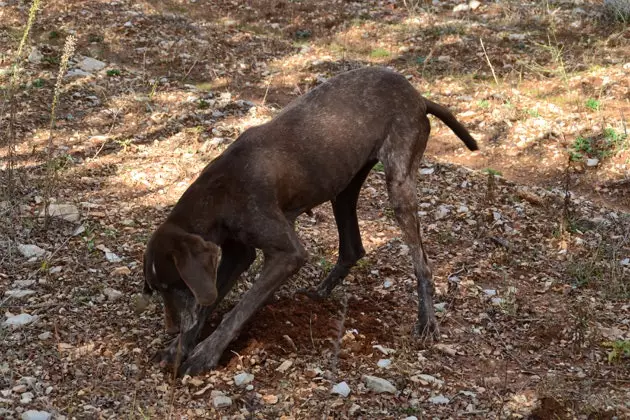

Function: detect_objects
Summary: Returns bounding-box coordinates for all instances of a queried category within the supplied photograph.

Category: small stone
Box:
[13,384,27,393]
[453,4,470,12]
[110,266,131,277]
[383,279,393,289]
[508,33,527,41]
[212,395,232,408]
[17,244,46,259]
[22,410,52,420]
[434,343,457,356]
[483,289,497,296]
[362,375,397,394]
[246,384,254,391]
[3,314,36,327]
[28,48,43,64]
[20,392,34,404]
[275,360,293,373]
[412,374,444,386]
[437,55,451,62]
[372,344,396,355]
[404,417,418,420]
[377,359,392,369]
[419,167,435,175]
[5,290,35,298]
[38,332,52,340]
[262,394,279,405]
[469,0,481,10]
[435,205,450,220]
[43,203,80,222]
[428,394,450,405]
[13,280,35,288]
[66,69,91,78]
[434,302,447,312]
[586,158,599,167]
[234,372,254,386]
[331,381,351,397]
[349,403,361,415]
[103,287,123,301]
[620,258,629,266]
[77,57,106,72]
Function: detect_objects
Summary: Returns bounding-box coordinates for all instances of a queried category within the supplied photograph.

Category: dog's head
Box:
[141,223,220,334]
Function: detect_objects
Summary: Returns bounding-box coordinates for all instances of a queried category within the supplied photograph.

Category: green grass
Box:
[106,69,121,77]
[477,99,490,109]
[585,98,601,111]
[373,162,385,172]
[483,167,502,176]
[370,48,390,58]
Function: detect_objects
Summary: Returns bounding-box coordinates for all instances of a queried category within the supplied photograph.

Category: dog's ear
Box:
[172,234,220,306]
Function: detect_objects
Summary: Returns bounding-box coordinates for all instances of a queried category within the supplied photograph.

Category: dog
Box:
[141,66,478,376]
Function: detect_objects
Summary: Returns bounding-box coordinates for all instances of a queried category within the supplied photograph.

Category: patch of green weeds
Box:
[585,98,600,111]
[370,48,390,58]
[603,340,630,363]
[373,162,385,172]
[88,33,104,43]
[106,69,121,77]
[526,108,540,117]
[32,78,44,88]
[483,167,502,176]
[49,30,61,40]
[477,99,490,109]
[198,98,211,109]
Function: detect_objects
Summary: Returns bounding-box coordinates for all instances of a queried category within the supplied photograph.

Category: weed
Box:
[106,69,121,77]
[88,33,103,43]
[198,98,211,109]
[49,30,60,40]
[373,162,385,172]
[115,138,134,152]
[356,258,371,271]
[477,99,490,109]
[32,78,44,88]
[483,167,502,176]
[295,29,312,39]
[585,98,600,111]
[319,257,334,274]
[370,48,390,58]
[603,340,630,363]
[527,108,540,117]
[42,55,60,65]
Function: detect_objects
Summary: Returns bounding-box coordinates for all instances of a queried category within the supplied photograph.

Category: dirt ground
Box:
[1,0,629,419]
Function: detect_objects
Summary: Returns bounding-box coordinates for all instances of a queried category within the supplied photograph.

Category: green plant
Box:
[572,136,593,154]
[483,167,502,176]
[88,33,103,43]
[318,257,333,274]
[370,48,390,58]
[603,127,628,151]
[373,162,385,172]
[527,108,540,117]
[32,78,44,88]
[115,138,134,152]
[106,69,121,77]
[198,98,210,109]
[603,340,630,363]
[477,99,490,109]
[49,30,60,40]
[585,98,600,111]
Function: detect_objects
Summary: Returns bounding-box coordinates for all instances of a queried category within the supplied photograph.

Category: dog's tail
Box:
[424,98,479,151]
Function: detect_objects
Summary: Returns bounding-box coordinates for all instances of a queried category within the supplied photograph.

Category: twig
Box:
[480,38,499,86]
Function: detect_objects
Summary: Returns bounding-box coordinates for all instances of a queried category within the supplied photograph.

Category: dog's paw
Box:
[153,338,190,369]
[414,318,440,342]
[177,347,220,377]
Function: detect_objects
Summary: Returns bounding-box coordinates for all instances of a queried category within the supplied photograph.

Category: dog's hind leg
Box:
[379,117,438,338]
[303,159,377,299]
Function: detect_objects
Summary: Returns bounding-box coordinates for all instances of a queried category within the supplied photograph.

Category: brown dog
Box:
[142,66,478,376]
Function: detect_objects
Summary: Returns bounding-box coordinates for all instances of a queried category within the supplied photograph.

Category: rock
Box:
[13,280,35,288]
[3,313,36,327]
[434,302,447,312]
[212,395,232,408]
[17,244,46,259]
[412,373,444,386]
[233,372,254,386]
[38,332,52,340]
[20,392,34,404]
[5,290,35,298]
[383,279,393,289]
[246,384,254,391]
[428,394,450,404]
[349,403,361,415]
[508,33,527,41]
[331,381,351,397]
[434,343,457,356]
[372,344,396,355]
[262,394,279,405]
[103,287,123,302]
[97,245,122,263]
[362,375,397,394]
[28,48,43,64]
[404,417,418,420]
[483,289,497,296]
[65,69,92,78]
[275,360,293,373]
[435,205,451,220]
[377,359,392,368]
[41,203,80,222]
[453,4,470,12]
[77,57,106,72]
[13,384,27,393]
[437,55,451,62]
[586,158,599,167]
[110,266,131,277]
[620,258,629,266]
[469,0,481,9]
[419,167,435,175]
[22,410,52,420]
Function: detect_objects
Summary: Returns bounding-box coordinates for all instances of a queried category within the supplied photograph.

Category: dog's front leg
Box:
[178,239,306,376]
